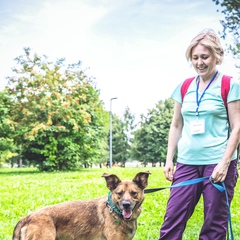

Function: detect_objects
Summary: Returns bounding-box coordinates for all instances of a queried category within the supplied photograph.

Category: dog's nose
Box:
[122,201,131,209]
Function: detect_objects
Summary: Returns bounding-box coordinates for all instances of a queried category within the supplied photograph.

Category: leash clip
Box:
[108,206,113,213]
[106,201,113,213]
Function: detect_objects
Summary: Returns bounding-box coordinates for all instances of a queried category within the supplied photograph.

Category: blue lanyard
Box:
[196,71,218,116]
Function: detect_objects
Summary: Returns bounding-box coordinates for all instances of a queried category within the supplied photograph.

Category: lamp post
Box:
[110,97,117,168]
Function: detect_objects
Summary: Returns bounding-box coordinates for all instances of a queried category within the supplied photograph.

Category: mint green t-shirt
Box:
[172,73,240,165]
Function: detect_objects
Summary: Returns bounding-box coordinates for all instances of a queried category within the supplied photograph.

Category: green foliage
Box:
[0,167,239,240]
[111,106,137,167]
[213,0,240,38]
[112,114,129,166]
[212,0,240,64]
[3,48,109,171]
[0,91,17,165]
[123,106,137,144]
[131,99,174,166]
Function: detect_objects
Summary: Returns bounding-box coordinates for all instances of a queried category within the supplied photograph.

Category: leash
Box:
[144,176,234,240]
[144,176,209,193]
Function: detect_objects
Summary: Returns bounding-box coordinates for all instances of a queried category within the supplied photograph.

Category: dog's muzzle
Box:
[121,200,135,220]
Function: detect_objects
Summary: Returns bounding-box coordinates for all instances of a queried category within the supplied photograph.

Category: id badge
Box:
[190,119,205,134]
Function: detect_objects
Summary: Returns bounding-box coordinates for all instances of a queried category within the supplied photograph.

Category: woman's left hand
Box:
[211,161,230,183]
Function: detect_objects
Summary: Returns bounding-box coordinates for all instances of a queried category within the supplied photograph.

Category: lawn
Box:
[0,167,239,240]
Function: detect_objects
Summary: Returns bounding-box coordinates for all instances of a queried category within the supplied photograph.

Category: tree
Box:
[5,48,109,171]
[123,106,136,143]
[111,114,129,167]
[131,98,174,166]
[131,121,151,166]
[212,0,240,68]
[123,106,137,161]
[0,91,17,166]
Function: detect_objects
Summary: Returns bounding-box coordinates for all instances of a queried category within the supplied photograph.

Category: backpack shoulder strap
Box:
[221,75,232,107]
[181,77,195,102]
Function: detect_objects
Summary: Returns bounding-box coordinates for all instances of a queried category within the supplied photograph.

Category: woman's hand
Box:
[163,101,182,182]
[211,161,230,183]
[164,161,174,181]
[211,100,240,183]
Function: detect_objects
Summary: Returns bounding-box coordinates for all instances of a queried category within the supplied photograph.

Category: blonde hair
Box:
[186,29,224,64]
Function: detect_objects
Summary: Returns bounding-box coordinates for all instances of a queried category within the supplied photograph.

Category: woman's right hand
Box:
[164,160,174,181]
[163,101,182,182]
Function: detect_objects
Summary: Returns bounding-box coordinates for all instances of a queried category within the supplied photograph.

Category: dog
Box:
[12,171,150,240]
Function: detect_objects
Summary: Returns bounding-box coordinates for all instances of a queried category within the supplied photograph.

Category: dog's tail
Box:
[12,217,28,240]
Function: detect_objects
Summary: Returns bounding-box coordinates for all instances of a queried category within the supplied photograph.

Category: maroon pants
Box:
[159,160,238,240]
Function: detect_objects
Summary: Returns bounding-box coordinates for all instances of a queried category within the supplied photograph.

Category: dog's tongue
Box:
[122,209,132,219]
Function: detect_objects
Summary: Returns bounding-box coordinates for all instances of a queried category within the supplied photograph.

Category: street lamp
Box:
[110,97,117,168]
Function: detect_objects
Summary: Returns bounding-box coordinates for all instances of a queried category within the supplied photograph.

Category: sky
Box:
[0,0,238,121]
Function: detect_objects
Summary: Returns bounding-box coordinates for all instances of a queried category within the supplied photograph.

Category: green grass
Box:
[0,167,239,240]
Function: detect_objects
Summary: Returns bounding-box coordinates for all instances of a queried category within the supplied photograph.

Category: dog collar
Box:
[106,191,122,217]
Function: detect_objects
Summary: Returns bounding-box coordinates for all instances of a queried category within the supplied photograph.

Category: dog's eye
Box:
[117,192,123,197]
[131,191,137,197]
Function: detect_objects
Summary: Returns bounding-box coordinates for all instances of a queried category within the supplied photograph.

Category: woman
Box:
[159,29,240,240]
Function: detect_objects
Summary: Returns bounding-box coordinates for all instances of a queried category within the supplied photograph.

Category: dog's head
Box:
[102,172,151,220]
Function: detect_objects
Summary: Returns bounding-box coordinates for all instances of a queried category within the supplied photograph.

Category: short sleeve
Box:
[228,77,240,103]
[171,82,183,104]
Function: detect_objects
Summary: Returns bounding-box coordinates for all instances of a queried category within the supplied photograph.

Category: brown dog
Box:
[12,171,150,240]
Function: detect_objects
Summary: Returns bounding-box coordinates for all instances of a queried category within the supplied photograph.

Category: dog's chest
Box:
[111,218,137,239]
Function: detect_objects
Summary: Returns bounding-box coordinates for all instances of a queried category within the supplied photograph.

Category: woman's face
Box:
[191,43,217,81]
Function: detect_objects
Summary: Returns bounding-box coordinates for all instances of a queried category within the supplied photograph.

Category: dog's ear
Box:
[133,171,151,190]
[102,173,121,191]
